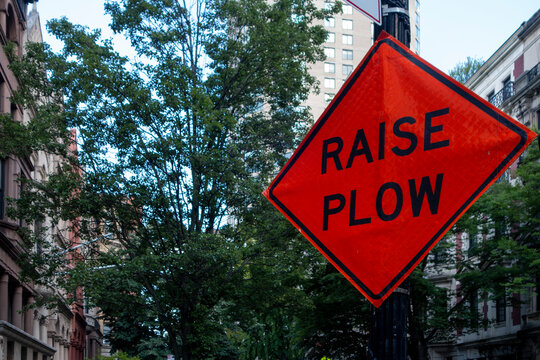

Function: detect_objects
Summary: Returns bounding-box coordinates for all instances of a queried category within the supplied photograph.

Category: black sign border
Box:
[268,36,528,300]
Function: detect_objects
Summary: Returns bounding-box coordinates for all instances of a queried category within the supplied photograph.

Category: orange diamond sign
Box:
[263,33,537,307]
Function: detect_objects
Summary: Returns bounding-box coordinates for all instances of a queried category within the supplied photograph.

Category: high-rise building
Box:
[304,0,420,121]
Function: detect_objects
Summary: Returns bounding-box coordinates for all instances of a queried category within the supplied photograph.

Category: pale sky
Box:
[36,1,540,74]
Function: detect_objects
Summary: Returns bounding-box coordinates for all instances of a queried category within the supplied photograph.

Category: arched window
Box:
[5,4,17,44]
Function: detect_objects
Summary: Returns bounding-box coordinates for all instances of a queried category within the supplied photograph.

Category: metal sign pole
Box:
[373,0,411,48]
[369,1,410,359]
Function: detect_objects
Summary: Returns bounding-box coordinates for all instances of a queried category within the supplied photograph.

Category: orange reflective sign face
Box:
[263,32,537,307]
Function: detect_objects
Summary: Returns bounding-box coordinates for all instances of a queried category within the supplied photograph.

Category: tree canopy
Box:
[5,0,341,358]
[448,56,484,83]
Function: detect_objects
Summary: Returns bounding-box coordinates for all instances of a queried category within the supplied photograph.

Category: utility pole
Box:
[368,1,410,359]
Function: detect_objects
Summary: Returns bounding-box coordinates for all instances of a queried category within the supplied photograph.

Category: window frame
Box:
[324,47,335,58]
[324,62,335,74]
[342,34,353,45]
[342,49,353,60]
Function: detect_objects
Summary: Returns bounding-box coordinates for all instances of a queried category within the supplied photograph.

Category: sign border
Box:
[267,34,530,302]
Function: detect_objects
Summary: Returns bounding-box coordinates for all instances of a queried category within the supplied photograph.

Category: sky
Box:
[35,1,540,74]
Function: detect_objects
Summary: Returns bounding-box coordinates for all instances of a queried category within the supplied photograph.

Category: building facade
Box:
[428,8,540,360]
[0,1,59,359]
[304,0,420,120]
[0,2,103,359]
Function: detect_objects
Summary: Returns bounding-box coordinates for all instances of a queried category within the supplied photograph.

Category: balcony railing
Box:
[488,81,514,108]
[526,63,538,84]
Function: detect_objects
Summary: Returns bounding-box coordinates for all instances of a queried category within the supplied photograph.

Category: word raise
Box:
[321,108,450,231]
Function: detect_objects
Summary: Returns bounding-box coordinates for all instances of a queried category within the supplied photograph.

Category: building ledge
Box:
[0,320,55,355]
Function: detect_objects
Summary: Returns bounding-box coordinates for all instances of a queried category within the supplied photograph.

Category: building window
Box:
[326,32,335,43]
[416,0,420,12]
[416,39,420,54]
[343,4,353,14]
[342,19,353,30]
[487,90,495,103]
[0,77,4,112]
[468,230,478,254]
[343,64,353,76]
[324,78,336,89]
[536,274,540,312]
[342,34,353,45]
[0,160,4,219]
[19,175,24,226]
[469,290,478,326]
[325,17,335,28]
[324,62,335,73]
[502,76,514,101]
[415,25,420,40]
[324,47,335,58]
[496,296,506,323]
[343,49,353,60]
[324,93,335,103]
[6,5,18,44]
[34,220,43,254]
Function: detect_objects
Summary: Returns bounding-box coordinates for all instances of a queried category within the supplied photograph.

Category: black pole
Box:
[373,0,411,48]
[368,281,409,359]
[368,1,410,359]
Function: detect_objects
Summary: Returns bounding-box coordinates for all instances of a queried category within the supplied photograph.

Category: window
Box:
[342,19,353,30]
[343,4,353,14]
[324,1,334,10]
[343,64,353,76]
[324,78,336,89]
[324,47,335,58]
[324,62,335,73]
[343,49,353,60]
[326,32,335,43]
[19,173,26,227]
[0,77,4,112]
[416,0,420,12]
[325,17,335,27]
[487,90,495,104]
[416,39,420,54]
[415,25,420,40]
[324,93,335,103]
[496,296,506,323]
[6,5,17,44]
[0,160,4,219]
[342,34,353,45]
[469,290,478,326]
[502,76,513,101]
[468,230,478,253]
[34,220,43,254]
[536,274,540,312]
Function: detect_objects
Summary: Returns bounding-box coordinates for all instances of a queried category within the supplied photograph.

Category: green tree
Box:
[448,56,484,83]
[4,0,339,358]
